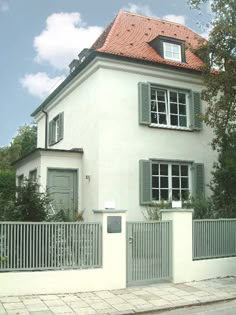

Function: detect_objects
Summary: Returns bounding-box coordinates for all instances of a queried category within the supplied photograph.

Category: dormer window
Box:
[149,36,186,63]
[163,42,181,62]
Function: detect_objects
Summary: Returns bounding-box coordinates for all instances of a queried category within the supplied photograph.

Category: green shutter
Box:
[58,112,64,141]
[192,163,205,197]
[190,91,202,130]
[139,160,152,205]
[138,82,151,125]
[48,120,54,145]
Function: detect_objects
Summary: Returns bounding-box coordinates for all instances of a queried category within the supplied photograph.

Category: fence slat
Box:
[193,219,236,260]
[0,222,102,272]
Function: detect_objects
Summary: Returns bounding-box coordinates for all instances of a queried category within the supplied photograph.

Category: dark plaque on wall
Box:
[107,216,122,233]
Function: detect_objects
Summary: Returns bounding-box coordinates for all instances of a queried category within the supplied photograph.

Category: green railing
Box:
[127,221,172,285]
[0,222,102,271]
[193,219,236,260]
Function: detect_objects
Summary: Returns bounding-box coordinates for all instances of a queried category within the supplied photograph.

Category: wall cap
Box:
[93,209,127,214]
[160,208,194,213]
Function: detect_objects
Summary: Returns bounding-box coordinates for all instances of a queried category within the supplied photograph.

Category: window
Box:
[17,175,24,187]
[138,82,202,130]
[152,162,190,202]
[139,160,205,205]
[29,169,37,182]
[163,42,181,62]
[49,112,64,146]
[150,87,188,127]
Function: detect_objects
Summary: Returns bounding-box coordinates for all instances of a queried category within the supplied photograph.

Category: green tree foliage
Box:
[0,124,37,171]
[189,0,236,217]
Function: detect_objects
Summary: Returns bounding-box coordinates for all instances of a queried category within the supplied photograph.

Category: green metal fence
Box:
[193,219,236,260]
[0,222,102,271]
[127,221,172,285]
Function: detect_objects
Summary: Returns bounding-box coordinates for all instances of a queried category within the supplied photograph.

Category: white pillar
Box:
[161,209,193,283]
[93,209,127,289]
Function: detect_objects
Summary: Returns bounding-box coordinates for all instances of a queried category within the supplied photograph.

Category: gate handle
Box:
[128,236,133,244]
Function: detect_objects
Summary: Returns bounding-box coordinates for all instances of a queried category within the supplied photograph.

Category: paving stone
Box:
[126,298,149,306]
[44,300,67,307]
[116,293,137,300]
[22,300,43,306]
[25,304,49,312]
[29,312,53,315]
[4,303,26,310]
[6,311,30,315]
[39,296,59,301]
[60,297,79,303]
[112,303,134,312]
[73,307,97,315]
[95,292,116,299]
[48,306,73,314]
[103,297,125,305]
[68,301,89,308]
[149,299,171,307]
[90,302,111,310]
[0,298,21,303]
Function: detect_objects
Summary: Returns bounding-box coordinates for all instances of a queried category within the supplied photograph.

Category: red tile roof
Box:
[91,11,206,72]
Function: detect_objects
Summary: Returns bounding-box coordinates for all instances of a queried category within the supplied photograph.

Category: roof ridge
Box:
[99,11,123,51]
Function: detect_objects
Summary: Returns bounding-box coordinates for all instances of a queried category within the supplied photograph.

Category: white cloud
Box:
[20,72,66,99]
[0,0,9,12]
[34,12,103,70]
[122,3,157,17]
[162,14,186,25]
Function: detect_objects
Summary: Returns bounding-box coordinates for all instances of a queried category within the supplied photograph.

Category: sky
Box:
[0,0,212,147]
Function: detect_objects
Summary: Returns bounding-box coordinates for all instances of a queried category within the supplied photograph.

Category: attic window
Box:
[149,36,186,63]
[163,42,181,62]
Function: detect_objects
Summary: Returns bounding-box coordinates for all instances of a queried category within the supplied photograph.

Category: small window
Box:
[29,169,37,182]
[49,112,64,146]
[163,42,181,62]
[17,175,24,187]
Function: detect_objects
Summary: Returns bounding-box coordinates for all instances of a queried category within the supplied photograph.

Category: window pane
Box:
[179,93,186,104]
[160,189,168,200]
[152,164,159,175]
[181,178,189,188]
[172,189,180,200]
[173,45,180,53]
[152,189,159,201]
[152,177,159,188]
[157,91,165,102]
[158,102,166,113]
[165,51,172,58]
[170,92,177,103]
[181,165,188,176]
[160,164,168,175]
[160,176,168,188]
[159,114,167,125]
[170,103,178,114]
[179,116,187,127]
[151,101,157,111]
[179,105,186,115]
[151,88,156,99]
[173,52,180,59]
[181,190,189,200]
[151,113,157,124]
[172,177,180,188]
[170,115,178,126]
[172,165,179,176]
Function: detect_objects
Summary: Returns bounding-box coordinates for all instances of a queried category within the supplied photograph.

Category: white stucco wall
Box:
[32,57,216,221]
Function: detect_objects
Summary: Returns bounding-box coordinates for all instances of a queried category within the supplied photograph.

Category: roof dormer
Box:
[149,35,186,63]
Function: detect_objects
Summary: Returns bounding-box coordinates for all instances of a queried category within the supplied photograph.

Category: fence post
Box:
[93,209,127,289]
[161,209,193,283]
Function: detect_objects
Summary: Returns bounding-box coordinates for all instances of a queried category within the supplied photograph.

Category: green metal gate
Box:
[127,221,172,285]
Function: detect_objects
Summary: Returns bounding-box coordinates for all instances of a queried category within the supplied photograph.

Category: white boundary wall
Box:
[0,210,126,296]
[161,209,236,283]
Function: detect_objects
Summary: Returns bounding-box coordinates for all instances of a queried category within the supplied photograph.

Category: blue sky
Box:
[0,0,211,147]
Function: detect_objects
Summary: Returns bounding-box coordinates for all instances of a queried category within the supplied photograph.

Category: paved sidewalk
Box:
[1,277,236,315]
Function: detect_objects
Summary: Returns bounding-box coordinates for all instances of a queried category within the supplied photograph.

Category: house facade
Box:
[15,11,216,221]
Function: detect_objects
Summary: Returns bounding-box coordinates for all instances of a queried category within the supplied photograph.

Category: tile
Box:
[0,298,21,304]
[112,303,134,312]
[26,304,49,312]
[4,303,26,310]
[29,312,53,315]
[125,298,148,306]
[22,300,43,306]
[149,299,171,307]
[90,302,111,310]
[73,307,97,315]
[39,296,59,301]
[94,292,116,299]
[48,306,73,314]
[6,311,30,315]
[103,297,125,305]
[44,300,67,307]
[68,301,89,308]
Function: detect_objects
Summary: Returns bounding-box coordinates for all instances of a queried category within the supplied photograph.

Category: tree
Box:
[189,0,236,217]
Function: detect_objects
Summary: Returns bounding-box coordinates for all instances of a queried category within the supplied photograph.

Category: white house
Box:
[15,11,216,221]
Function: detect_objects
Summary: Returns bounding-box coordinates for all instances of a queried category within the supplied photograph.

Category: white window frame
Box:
[150,87,189,129]
[151,162,192,202]
[163,42,182,62]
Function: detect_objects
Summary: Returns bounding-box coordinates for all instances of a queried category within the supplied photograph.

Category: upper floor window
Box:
[163,42,181,62]
[49,112,64,146]
[29,169,37,182]
[150,87,188,128]
[138,82,202,131]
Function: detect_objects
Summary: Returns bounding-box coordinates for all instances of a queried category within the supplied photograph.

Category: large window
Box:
[49,112,64,146]
[152,162,190,202]
[163,42,181,62]
[150,87,188,128]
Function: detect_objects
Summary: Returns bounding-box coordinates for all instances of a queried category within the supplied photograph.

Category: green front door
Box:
[47,169,78,220]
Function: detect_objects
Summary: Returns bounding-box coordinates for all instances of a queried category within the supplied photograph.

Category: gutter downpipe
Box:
[42,109,48,149]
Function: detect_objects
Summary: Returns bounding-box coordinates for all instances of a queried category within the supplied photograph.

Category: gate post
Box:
[93,209,127,289]
[161,209,193,283]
